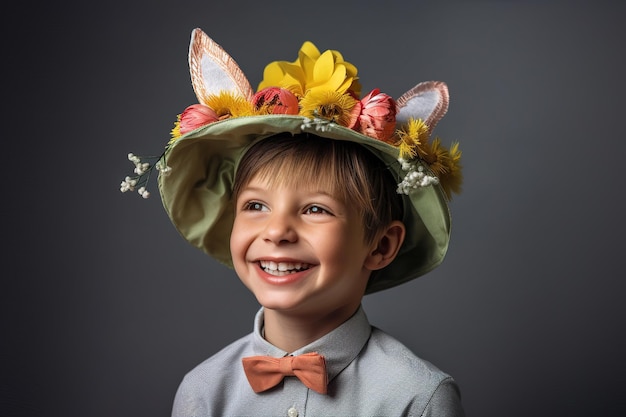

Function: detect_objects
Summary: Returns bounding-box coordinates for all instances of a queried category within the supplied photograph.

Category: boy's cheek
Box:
[230,220,256,262]
[229,224,244,261]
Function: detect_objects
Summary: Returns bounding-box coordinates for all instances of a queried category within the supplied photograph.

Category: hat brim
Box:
[158,115,451,294]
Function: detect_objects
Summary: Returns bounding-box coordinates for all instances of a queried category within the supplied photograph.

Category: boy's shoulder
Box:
[364,326,453,385]
[179,332,255,388]
[336,326,461,415]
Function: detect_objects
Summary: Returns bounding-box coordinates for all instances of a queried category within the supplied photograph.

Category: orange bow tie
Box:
[242,352,328,394]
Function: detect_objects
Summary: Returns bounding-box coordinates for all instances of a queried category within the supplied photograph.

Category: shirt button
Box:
[287,406,299,417]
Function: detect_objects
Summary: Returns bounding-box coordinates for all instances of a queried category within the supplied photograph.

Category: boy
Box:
[121,28,464,416]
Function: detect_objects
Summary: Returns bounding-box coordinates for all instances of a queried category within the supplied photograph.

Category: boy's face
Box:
[230,175,376,319]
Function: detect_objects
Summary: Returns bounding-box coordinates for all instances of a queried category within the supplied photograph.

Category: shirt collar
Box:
[251,306,372,382]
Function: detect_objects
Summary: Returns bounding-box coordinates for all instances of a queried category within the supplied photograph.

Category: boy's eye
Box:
[243,201,268,211]
[305,205,330,215]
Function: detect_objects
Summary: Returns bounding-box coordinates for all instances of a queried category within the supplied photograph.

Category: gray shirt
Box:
[172,306,464,417]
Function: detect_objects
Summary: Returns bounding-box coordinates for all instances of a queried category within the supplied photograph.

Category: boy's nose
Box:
[262,214,297,244]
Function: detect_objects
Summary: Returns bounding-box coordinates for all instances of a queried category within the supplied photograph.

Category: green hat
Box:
[121,28,462,294]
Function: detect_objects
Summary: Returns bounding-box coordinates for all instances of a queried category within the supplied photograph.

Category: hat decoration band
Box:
[119,29,462,200]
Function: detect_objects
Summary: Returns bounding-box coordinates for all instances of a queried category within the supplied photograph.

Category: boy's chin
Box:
[255,294,306,313]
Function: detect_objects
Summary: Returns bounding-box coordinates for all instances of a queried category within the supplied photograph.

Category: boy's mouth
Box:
[259,260,312,276]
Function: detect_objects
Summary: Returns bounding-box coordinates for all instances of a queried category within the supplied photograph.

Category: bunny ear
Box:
[188,28,254,105]
[396,81,449,133]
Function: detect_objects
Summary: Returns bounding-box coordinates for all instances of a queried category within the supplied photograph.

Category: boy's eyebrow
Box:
[238,185,341,201]
[238,185,265,193]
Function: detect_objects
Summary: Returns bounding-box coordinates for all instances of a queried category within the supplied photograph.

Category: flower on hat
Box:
[258,41,361,98]
[396,118,430,160]
[349,89,397,143]
[299,90,358,126]
[204,91,256,120]
[120,153,170,198]
[170,93,255,144]
[436,141,463,199]
[170,104,219,143]
[253,87,299,115]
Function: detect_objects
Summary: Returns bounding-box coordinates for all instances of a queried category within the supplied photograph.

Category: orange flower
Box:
[179,104,219,135]
[352,89,397,143]
[253,87,299,115]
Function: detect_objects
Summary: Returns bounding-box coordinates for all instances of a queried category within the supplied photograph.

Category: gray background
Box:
[4,1,625,416]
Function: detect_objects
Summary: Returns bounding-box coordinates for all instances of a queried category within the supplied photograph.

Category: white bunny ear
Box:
[396,81,449,133]
[188,28,254,105]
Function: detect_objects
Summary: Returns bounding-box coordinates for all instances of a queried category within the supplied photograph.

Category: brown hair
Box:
[232,133,403,244]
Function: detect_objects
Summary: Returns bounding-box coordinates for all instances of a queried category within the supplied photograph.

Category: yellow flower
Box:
[421,138,462,199]
[299,90,358,126]
[258,41,361,98]
[425,137,449,177]
[260,61,306,97]
[204,91,256,119]
[169,115,182,144]
[439,141,463,199]
[397,118,430,159]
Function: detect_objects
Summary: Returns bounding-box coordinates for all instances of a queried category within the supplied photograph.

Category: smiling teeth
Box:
[259,260,311,276]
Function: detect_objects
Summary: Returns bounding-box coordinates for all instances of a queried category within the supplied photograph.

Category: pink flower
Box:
[351,89,397,143]
[179,104,219,135]
[253,87,299,115]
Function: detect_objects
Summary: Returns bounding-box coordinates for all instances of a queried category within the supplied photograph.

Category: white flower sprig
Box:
[120,152,171,199]
[396,157,439,195]
[301,117,334,133]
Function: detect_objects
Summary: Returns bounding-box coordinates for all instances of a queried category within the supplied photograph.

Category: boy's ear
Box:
[364,221,406,271]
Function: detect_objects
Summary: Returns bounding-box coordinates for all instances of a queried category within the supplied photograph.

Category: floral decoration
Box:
[252,87,299,115]
[258,41,361,98]
[121,41,462,200]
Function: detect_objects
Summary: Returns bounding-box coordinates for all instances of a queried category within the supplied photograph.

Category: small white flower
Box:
[120,151,166,199]
[156,162,172,176]
[396,158,439,195]
[133,162,150,175]
[301,117,333,132]
[120,178,136,192]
